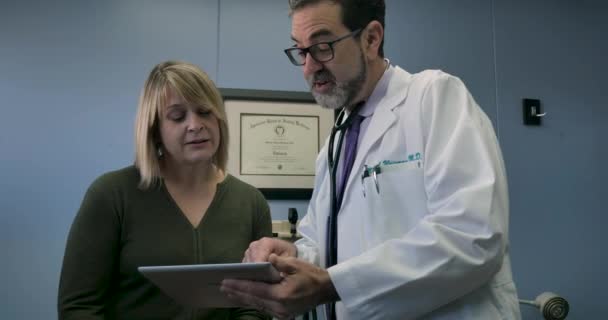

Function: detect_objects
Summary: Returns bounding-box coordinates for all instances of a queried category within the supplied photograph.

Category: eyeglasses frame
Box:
[284,28,363,66]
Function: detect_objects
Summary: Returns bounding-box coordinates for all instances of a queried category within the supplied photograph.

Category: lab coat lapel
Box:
[341,67,413,206]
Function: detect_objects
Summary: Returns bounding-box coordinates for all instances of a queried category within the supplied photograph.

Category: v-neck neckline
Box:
[160,174,230,230]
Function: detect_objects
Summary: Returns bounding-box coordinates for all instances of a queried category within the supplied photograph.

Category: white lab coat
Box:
[295,65,521,319]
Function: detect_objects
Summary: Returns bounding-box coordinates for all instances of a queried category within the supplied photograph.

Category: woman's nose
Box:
[187,116,204,132]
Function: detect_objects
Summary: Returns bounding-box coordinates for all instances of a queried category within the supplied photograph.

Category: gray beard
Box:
[308,53,367,110]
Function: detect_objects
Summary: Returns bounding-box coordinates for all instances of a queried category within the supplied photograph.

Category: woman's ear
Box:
[362,20,384,59]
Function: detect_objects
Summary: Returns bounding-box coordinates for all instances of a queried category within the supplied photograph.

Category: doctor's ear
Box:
[361,21,384,59]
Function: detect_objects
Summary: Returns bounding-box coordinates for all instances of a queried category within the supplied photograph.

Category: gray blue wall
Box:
[1,0,605,318]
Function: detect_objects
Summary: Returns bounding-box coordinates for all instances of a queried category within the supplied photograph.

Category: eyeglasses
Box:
[284,29,362,66]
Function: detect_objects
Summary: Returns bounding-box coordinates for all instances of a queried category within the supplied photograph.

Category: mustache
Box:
[310,69,335,83]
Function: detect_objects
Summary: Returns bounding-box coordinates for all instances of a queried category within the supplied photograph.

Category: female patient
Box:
[58,61,272,319]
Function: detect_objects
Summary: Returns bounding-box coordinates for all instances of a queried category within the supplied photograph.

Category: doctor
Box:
[221,0,521,319]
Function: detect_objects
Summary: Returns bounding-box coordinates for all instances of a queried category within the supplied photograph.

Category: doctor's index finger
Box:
[269,254,299,275]
[247,247,272,263]
[244,239,273,262]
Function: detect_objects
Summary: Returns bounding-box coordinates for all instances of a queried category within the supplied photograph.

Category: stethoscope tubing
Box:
[326,105,363,268]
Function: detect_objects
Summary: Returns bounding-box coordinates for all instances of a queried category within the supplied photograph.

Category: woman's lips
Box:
[186,139,209,145]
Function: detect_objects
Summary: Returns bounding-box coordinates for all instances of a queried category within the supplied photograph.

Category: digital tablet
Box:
[138,262,281,308]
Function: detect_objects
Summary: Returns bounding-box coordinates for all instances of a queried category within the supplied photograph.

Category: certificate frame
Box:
[221,88,334,200]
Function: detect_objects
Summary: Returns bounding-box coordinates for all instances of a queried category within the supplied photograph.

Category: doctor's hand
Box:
[222,254,339,320]
[243,237,297,262]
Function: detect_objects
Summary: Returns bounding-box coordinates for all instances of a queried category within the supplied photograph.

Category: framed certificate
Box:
[221,89,334,200]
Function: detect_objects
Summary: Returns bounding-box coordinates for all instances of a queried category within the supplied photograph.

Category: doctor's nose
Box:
[302,53,323,78]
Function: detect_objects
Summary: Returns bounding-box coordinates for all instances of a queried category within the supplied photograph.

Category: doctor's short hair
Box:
[134,60,229,189]
[288,0,385,57]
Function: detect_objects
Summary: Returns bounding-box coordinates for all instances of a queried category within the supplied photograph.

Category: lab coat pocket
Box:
[362,162,428,243]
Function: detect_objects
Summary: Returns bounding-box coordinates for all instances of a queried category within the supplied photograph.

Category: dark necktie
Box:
[326,113,364,320]
[337,114,364,207]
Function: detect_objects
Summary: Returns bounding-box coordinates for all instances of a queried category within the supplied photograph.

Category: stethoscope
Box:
[325,103,363,269]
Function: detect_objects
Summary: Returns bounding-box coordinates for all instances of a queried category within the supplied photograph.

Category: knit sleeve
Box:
[58,173,122,319]
[252,190,272,241]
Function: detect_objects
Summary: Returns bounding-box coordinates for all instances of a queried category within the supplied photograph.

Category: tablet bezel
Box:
[138,262,281,308]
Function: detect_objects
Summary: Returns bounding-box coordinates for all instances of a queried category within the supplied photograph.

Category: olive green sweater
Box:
[58,166,272,320]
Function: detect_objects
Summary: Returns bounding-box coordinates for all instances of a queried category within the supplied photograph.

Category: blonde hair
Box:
[134,60,228,189]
